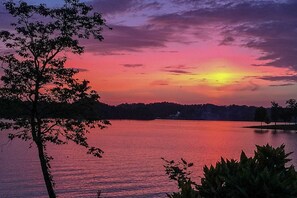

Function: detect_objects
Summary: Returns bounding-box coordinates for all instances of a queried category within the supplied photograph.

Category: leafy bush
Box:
[163,144,297,198]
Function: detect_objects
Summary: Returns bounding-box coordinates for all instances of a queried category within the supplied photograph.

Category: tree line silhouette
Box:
[0,99,259,121]
[254,99,297,126]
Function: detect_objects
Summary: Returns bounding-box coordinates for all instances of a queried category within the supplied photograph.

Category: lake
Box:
[1,120,297,198]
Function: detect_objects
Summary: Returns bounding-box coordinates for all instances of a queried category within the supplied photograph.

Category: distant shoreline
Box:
[245,124,297,130]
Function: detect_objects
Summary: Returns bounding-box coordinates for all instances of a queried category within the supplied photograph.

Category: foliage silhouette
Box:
[164,144,297,198]
[286,99,297,124]
[0,100,259,121]
[270,99,297,125]
[254,106,267,126]
[271,101,281,126]
[0,0,110,197]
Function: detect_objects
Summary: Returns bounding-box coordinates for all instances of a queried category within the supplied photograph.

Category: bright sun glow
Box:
[206,72,237,85]
[196,61,246,86]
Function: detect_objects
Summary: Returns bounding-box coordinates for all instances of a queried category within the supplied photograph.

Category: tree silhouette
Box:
[286,99,297,124]
[271,101,281,126]
[254,107,267,126]
[0,1,110,197]
[280,107,292,125]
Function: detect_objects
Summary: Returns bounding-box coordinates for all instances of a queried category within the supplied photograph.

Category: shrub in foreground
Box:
[163,144,297,198]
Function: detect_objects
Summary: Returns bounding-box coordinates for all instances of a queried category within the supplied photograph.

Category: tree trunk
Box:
[36,141,56,198]
[31,78,56,197]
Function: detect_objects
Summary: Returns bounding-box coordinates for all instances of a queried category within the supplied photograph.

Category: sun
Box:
[197,61,247,86]
[206,72,236,85]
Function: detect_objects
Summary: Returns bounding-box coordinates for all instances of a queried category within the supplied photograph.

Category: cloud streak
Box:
[269,83,295,87]
[162,64,195,75]
[165,70,191,74]
[122,64,144,68]
[258,75,297,82]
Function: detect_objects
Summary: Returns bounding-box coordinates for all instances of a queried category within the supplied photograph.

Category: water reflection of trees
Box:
[254,129,297,134]
[254,129,269,134]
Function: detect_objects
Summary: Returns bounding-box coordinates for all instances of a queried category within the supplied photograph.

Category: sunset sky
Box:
[1,0,297,106]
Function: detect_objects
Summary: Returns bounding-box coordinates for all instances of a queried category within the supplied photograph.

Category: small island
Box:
[247,100,297,131]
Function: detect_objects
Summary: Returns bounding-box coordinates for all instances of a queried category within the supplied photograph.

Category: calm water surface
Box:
[1,120,297,197]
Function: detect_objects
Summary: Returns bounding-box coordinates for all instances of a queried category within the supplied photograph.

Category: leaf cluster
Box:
[164,144,297,198]
[162,157,200,198]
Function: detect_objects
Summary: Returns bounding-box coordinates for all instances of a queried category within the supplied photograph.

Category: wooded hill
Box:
[0,99,257,121]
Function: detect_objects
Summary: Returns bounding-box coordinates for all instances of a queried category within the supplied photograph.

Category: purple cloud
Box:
[269,83,295,87]
[83,24,173,53]
[149,1,297,70]
[258,75,297,82]
[122,64,144,68]
[165,70,191,74]
[162,64,195,75]
[164,65,195,70]
[87,0,136,15]
[88,0,161,15]
[219,36,235,45]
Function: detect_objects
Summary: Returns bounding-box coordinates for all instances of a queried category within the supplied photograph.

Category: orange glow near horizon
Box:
[195,61,253,87]
[64,38,297,107]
